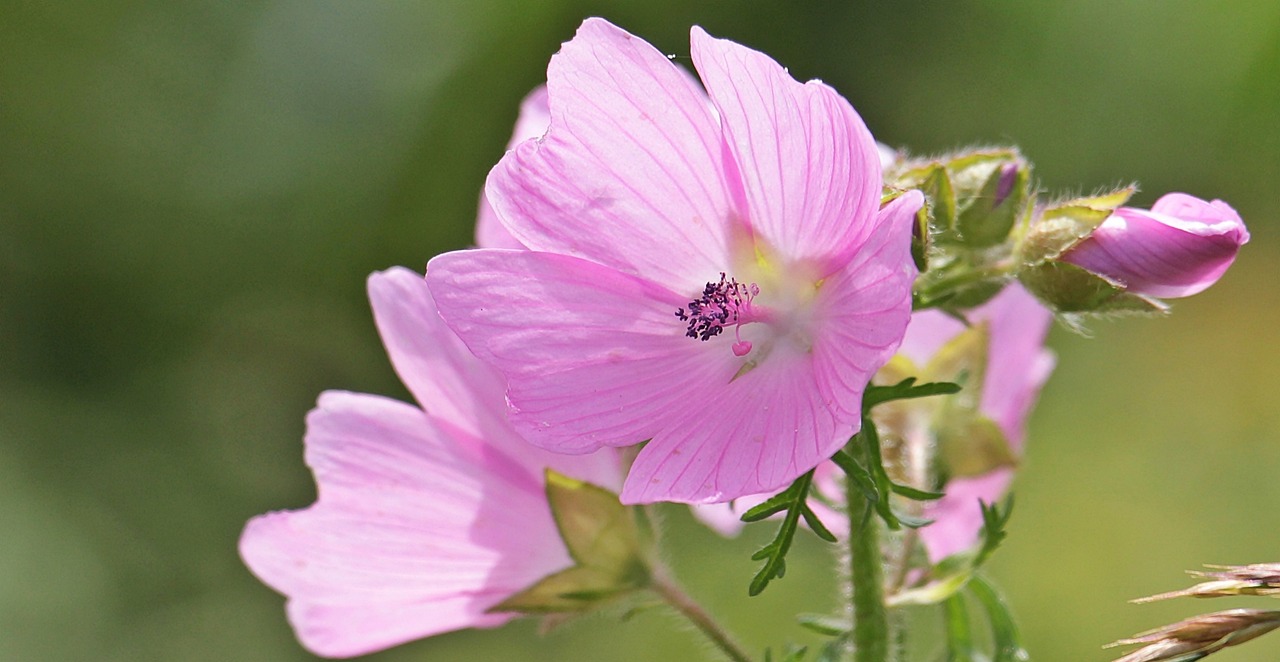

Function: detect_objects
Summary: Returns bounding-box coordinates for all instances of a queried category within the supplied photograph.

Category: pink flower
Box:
[908,283,1054,561]
[692,284,1054,558]
[427,18,921,505]
[1061,193,1249,298]
[239,268,619,658]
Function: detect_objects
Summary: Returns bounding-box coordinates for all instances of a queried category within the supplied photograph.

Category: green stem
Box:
[651,570,756,662]
[847,438,891,662]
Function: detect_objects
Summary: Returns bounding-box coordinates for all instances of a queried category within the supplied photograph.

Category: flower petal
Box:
[623,351,850,503]
[427,249,733,456]
[369,268,512,444]
[918,470,1012,563]
[239,391,569,657]
[977,284,1055,447]
[811,191,921,421]
[369,267,622,489]
[475,87,549,250]
[690,26,883,271]
[486,18,734,288]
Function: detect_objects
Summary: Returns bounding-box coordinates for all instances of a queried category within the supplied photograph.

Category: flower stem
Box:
[847,442,891,661]
[650,569,756,662]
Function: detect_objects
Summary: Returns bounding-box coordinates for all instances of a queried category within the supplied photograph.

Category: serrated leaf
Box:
[748,470,825,596]
[864,377,962,412]
[829,450,879,503]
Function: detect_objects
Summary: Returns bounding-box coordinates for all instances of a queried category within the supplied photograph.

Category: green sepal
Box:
[922,165,958,234]
[955,158,1028,249]
[490,470,649,614]
[545,470,643,571]
[1018,185,1136,265]
[490,565,643,614]
[1018,260,1169,315]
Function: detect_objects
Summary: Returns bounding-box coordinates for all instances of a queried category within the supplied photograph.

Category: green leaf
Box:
[863,377,962,412]
[829,450,879,503]
[943,594,979,662]
[797,613,850,637]
[747,469,833,596]
[885,496,1014,608]
[966,575,1030,662]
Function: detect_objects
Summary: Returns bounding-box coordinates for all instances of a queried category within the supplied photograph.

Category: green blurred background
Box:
[3,1,1278,660]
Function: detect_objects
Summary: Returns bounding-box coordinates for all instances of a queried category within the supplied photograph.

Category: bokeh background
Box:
[3,1,1278,660]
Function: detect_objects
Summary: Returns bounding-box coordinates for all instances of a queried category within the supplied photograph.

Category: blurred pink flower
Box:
[239,268,619,658]
[906,283,1054,561]
[428,18,920,505]
[1062,193,1248,298]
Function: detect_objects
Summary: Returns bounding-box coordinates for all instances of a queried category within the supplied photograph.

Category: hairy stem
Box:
[651,570,756,662]
[847,438,891,662]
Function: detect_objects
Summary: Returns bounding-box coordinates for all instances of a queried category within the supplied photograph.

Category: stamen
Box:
[675,273,760,348]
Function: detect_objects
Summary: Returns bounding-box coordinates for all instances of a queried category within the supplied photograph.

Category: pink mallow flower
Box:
[908,283,1055,561]
[239,268,619,658]
[1062,193,1248,298]
[427,18,921,505]
[692,284,1054,563]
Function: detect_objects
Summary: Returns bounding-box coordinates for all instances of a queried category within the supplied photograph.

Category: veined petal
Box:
[690,26,883,271]
[239,391,570,658]
[811,191,921,421]
[368,268,510,445]
[427,249,736,456]
[623,348,850,504]
[487,18,734,288]
[369,267,623,489]
[475,87,548,250]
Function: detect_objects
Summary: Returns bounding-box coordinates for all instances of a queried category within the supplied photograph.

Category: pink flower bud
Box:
[1061,193,1249,298]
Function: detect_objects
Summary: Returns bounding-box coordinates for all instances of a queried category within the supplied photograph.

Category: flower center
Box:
[675,273,760,356]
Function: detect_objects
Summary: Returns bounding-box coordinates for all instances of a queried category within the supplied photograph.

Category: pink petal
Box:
[486,18,735,288]
[475,87,549,250]
[239,391,570,657]
[918,470,1012,562]
[427,249,732,456]
[690,26,883,272]
[1062,193,1248,298]
[811,192,921,422]
[977,284,1055,448]
[368,268,511,445]
[369,267,623,490]
[623,350,850,503]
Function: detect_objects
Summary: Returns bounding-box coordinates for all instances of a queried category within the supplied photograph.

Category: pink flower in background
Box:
[908,283,1054,561]
[428,18,920,505]
[1062,193,1248,298]
[239,268,619,658]
[475,86,548,251]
